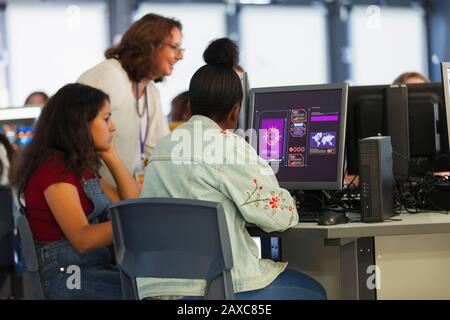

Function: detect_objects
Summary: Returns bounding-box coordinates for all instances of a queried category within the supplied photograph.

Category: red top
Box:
[25,156,96,242]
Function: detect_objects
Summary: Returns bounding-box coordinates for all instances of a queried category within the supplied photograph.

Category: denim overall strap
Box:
[82,177,112,223]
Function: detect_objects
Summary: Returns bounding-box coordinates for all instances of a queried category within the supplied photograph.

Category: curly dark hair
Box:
[105,13,182,82]
[10,83,109,194]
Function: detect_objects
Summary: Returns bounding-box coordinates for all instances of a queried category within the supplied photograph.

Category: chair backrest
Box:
[16,214,44,300]
[109,198,235,300]
[0,186,13,267]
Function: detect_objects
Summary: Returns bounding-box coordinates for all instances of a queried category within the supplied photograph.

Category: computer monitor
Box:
[346,84,411,178]
[346,83,448,175]
[0,107,41,147]
[248,83,348,190]
[442,62,450,150]
[407,82,449,173]
[237,71,249,132]
[346,85,388,175]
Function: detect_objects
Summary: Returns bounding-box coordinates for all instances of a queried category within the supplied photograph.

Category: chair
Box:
[0,186,13,297]
[16,214,44,300]
[109,198,235,300]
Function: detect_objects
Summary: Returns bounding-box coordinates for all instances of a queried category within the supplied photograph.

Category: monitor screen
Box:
[0,107,40,147]
[248,83,348,190]
[442,62,450,151]
[345,85,386,175]
[407,82,449,173]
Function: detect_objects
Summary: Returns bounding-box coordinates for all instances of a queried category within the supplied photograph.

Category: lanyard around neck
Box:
[135,81,150,160]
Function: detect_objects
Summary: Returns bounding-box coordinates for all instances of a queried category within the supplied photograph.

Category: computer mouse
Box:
[317,213,349,226]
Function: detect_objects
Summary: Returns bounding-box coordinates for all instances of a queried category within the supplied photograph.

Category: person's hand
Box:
[97,143,119,164]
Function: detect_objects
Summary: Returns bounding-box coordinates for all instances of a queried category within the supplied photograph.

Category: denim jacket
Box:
[138,115,299,298]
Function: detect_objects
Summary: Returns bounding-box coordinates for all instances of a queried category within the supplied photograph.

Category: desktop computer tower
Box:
[359,136,394,223]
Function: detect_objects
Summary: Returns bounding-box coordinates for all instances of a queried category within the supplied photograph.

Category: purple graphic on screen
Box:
[310,115,339,122]
[309,132,336,149]
[259,118,285,160]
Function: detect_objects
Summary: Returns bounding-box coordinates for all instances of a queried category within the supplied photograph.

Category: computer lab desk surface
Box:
[250,211,450,239]
[248,212,450,299]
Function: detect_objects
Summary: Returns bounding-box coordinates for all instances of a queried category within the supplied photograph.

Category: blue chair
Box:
[16,214,44,300]
[109,198,235,300]
[0,186,13,297]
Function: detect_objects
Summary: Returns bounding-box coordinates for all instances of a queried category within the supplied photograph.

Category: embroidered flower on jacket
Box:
[241,180,293,217]
[269,196,280,209]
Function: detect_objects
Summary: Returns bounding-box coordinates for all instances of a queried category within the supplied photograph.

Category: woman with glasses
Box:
[78,13,184,187]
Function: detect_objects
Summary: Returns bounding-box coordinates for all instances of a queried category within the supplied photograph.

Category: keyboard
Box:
[298,207,357,222]
[298,209,324,222]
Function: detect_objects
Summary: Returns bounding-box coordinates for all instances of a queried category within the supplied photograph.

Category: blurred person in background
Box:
[24,91,49,107]
[167,91,190,131]
[393,71,429,85]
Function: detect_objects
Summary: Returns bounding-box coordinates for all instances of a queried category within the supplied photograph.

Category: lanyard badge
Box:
[135,81,150,168]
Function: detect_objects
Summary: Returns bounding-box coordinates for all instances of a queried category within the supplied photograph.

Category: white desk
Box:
[249,212,450,299]
[252,212,450,239]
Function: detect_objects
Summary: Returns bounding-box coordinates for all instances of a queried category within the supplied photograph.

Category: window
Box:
[349,5,428,85]
[239,5,328,88]
[135,3,226,115]
[6,1,108,106]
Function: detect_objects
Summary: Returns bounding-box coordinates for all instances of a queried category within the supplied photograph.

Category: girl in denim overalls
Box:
[11,83,139,299]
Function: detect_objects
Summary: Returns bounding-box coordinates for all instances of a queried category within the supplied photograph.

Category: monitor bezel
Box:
[345,84,388,175]
[237,71,249,131]
[406,82,449,156]
[442,62,450,152]
[0,106,41,122]
[248,83,349,191]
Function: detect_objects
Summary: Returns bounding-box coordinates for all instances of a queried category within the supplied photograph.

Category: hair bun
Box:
[203,38,238,68]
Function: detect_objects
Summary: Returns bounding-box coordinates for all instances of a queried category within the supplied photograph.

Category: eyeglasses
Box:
[164,43,185,54]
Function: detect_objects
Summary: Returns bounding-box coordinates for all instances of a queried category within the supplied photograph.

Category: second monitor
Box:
[346,82,449,176]
[0,107,41,147]
[248,83,348,191]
